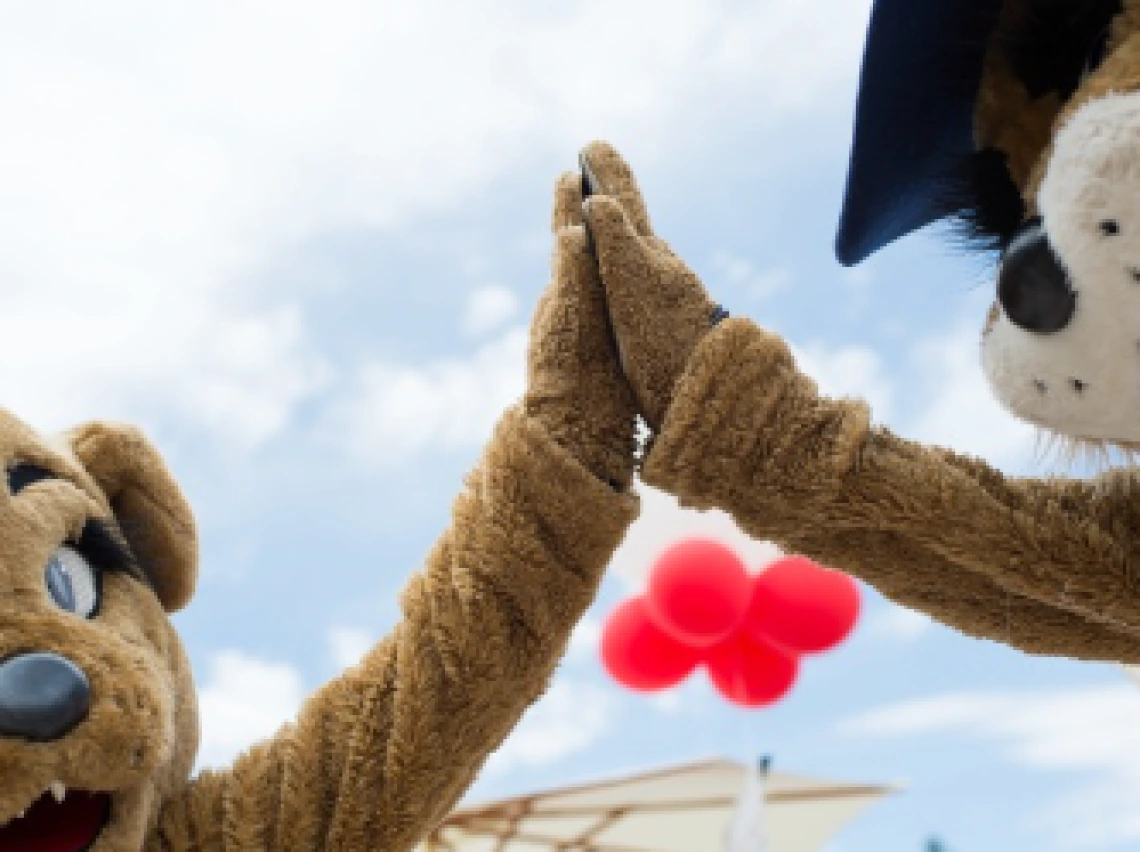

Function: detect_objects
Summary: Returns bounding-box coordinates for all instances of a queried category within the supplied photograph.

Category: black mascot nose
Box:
[0,652,91,742]
[997,218,1077,334]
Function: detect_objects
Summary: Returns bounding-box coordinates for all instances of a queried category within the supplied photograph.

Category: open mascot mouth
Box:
[0,785,110,852]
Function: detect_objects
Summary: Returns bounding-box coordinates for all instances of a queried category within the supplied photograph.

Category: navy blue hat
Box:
[835,0,1004,265]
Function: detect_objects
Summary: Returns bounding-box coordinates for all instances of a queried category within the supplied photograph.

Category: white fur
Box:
[982,91,1140,444]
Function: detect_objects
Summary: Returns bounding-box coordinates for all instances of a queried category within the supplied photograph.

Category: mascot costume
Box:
[577,0,1140,666]
[0,179,641,850]
[6,0,1140,850]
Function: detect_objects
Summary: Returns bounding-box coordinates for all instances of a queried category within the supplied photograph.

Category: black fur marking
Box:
[7,463,57,494]
[933,1,1124,255]
[77,519,146,585]
[999,0,1122,99]
[936,147,1026,254]
[6,462,147,586]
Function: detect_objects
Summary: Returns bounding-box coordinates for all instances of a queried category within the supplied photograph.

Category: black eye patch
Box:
[6,461,148,587]
[8,462,59,494]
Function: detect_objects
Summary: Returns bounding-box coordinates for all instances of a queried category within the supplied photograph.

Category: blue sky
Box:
[4,2,1140,850]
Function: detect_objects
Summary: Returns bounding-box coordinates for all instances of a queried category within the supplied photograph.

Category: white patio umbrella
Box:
[421,757,897,851]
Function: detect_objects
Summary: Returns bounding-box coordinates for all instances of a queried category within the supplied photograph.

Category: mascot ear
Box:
[65,422,198,613]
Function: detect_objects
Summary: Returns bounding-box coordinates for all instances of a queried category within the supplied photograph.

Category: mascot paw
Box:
[524,171,640,490]
[579,141,725,432]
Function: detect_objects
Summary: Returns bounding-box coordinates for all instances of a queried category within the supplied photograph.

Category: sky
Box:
[3,2,1140,850]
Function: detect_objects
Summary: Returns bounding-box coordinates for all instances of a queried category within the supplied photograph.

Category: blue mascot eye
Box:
[43,547,100,618]
[45,555,75,612]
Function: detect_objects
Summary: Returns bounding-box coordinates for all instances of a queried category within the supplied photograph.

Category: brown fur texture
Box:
[584,193,718,432]
[67,422,199,613]
[2,172,641,851]
[0,415,200,852]
[581,140,1140,663]
[148,407,636,851]
[643,319,1140,660]
[579,140,718,433]
[974,0,1067,197]
[526,172,640,488]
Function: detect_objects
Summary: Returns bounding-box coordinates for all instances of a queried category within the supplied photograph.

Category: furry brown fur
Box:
[0,416,200,851]
[580,138,1140,663]
[0,174,640,851]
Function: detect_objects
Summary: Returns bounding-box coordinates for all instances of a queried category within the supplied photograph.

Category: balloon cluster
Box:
[601,539,859,708]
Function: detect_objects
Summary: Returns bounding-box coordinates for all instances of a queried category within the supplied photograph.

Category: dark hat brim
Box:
[835,0,1005,265]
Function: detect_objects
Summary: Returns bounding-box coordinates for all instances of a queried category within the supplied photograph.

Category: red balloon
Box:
[705,631,798,708]
[645,538,751,647]
[600,598,701,691]
[745,556,860,653]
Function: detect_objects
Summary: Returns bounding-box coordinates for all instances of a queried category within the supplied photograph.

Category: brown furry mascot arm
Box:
[577,141,1140,663]
[147,175,640,851]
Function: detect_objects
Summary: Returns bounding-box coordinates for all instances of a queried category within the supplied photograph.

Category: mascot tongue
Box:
[0,790,109,852]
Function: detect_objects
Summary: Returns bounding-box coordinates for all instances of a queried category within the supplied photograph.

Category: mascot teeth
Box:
[49,781,66,804]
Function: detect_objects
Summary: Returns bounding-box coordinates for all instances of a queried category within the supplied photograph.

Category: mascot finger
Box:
[525,223,639,490]
[579,140,654,237]
[552,170,584,231]
[582,194,722,430]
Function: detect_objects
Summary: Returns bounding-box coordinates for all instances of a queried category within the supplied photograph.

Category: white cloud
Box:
[486,678,615,775]
[844,679,1140,846]
[326,325,527,466]
[793,342,895,424]
[568,614,603,661]
[838,266,875,319]
[327,626,375,670]
[165,307,332,449]
[464,285,520,337]
[709,251,791,301]
[864,605,933,642]
[908,322,1038,468]
[647,676,714,716]
[610,479,785,590]
[1122,665,1140,688]
[0,0,871,441]
[195,650,306,770]
[648,688,687,715]
[790,315,1041,471]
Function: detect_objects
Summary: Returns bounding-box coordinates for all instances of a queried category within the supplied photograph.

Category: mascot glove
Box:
[524,170,640,492]
[579,141,726,432]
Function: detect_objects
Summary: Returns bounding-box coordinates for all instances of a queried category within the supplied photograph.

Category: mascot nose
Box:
[997,218,1077,334]
[0,652,91,742]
